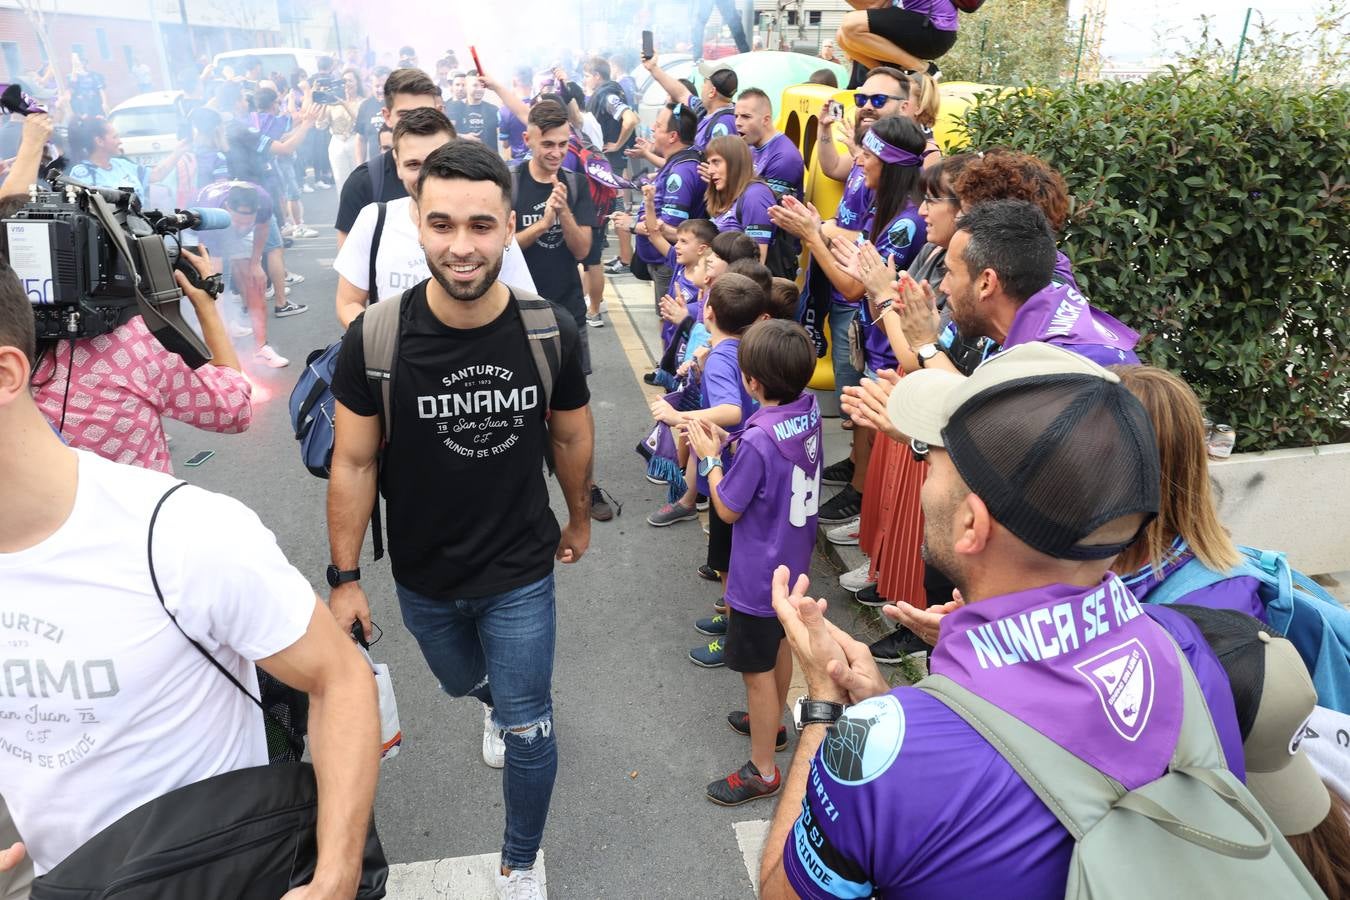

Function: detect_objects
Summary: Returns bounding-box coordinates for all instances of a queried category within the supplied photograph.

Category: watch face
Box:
[325,565,340,588]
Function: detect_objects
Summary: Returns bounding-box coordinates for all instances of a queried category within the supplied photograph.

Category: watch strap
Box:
[798,699,845,727]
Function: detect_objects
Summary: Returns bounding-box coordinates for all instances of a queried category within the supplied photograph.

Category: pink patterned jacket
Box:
[32,316,253,473]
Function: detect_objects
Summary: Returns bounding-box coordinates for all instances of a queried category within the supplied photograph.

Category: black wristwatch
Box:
[793,697,846,733]
[326,565,361,588]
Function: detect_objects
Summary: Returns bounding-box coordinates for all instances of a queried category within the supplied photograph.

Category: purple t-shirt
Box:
[695,105,737,152]
[784,577,1245,899]
[698,337,758,493]
[636,149,707,264]
[857,202,927,371]
[718,394,822,617]
[835,163,872,232]
[894,0,959,32]
[500,107,529,160]
[751,132,805,199]
[712,181,777,245]
[1004,281,1140,366]
[659,247,702,348]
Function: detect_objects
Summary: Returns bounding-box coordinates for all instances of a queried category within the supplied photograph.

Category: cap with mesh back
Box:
[697,61,739,99]
[886,342,1161,561]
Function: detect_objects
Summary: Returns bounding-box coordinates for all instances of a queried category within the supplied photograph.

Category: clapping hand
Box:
[771,567,889,704]
[884,589,966,646]
[659,293,685,324]
[895,272,941,347]
[766,195,823,242]
[856,240,900,307]
[840,370,903,440]
[683,418,728,461]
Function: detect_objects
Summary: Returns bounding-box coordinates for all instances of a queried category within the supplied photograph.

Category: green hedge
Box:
[961,71,1349,451]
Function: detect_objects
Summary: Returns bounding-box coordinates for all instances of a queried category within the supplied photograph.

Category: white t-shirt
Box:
[333,197,537,302]
[0,451,315,874]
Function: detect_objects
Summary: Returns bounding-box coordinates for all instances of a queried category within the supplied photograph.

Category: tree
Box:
[939,0,1075,85]
[1170,1,1349,88]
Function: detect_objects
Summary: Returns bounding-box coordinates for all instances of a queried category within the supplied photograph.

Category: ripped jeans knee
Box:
[503,716,555,748]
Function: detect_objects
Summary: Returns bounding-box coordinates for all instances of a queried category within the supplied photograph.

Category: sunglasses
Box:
[854,93,906,110]
[910,438,930,463]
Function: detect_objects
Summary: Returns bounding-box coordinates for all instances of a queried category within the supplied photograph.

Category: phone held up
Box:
[642,31,654,62]
[828,100,844,122]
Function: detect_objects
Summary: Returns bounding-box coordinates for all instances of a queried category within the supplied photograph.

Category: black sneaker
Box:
[643,371,660,385]
[727,711,788,751]
[870,627,931,664]
[818,485,863,523]
[706,760,781,806]
[712,596,727,614]
[604,258,629,275]
[590,484,621,521]
[697,564,721,582]
[854,583,891,608]
[821,457,854,487]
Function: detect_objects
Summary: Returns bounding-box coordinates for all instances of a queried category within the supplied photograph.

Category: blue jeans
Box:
[829,302,862,403]
[396,574,558,871]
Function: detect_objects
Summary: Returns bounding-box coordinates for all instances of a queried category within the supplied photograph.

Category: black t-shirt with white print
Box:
[512,166,596,320]
[330,280,590,599]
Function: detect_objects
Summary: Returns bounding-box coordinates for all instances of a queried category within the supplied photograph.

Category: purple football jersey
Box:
[500,107,528,160]
[857,202,926,371]
[712,182,777,245]
[718,393,822,617]
[1004,281,1140,365]
[834,163,872,232]
[697,337,758,493]
[751,132,805,199]
[637,149,707,264]
[695,105,736,152]
[784,577,1246,899]
[893,0,958,32]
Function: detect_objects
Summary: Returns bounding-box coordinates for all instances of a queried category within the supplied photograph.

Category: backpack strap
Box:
[361,289,408,448]
[368,202,387,303]
[506,287,562,472]
[147,482,305,758]
[1145,557,1234,606]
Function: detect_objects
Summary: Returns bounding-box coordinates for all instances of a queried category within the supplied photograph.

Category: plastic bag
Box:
[356,644,402,762]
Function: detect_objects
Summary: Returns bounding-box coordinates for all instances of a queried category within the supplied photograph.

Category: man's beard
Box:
[427,251,505,303]
[948,282,984,340]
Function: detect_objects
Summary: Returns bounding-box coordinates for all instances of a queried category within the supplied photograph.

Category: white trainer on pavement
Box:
[826,516,861,546]
[482,703,505,769]
[495,866,545,900]
[284,271,306,285]
[228,322,253,338]
[292,226,319,238]
[839,559,875,593]
[254,345,289,368]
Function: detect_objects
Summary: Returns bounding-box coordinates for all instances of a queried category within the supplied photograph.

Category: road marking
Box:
[386,852,546,898]
[736,819,771,896]
[604,275,661,397]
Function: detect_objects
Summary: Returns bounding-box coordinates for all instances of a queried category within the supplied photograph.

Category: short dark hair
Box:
[416,139,513,207]
[726,258,772,296]
[67,115,109,159]
[707,272,766,336]
[254,87,278,111]
[584,57,611,81]
[737,87,772,113]
[399,46,416,58]
[677,218,718,245]
[808,68,838,88]
[769,277,800,320]
[317,55,334,73]
[527,99,569,134]
[0,256,35,368]
[711,230,759,265]
[738,319,814,403]
[664,103,698,145]
[956,199,1057,303]
[383,68,441,108]
[393,106,456,150]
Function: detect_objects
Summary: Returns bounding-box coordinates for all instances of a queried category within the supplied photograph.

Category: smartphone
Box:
[469,46,483,77]
[183,450,215,467]
[828,100,844,121]
[642,31,654,61]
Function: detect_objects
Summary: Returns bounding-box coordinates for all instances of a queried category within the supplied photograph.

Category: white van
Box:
[107,90,191,167]
[212,47,329,83]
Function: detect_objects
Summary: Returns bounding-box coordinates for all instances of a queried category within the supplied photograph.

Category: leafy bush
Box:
[939,0,1077,86]
[961,71,1349,451]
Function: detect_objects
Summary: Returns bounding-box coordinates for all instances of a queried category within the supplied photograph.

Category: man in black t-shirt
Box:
[328,140,592,898]
[334,68,444,249]
[452,77,499,148]
[354,66,391,165]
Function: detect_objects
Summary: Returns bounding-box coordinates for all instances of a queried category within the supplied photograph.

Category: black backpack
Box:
[736,184,801,281]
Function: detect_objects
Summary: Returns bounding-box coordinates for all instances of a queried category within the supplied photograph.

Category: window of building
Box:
[809,11,823,25]
[1,43,21,81]
[95,29,111,61]
[787,10,798,25]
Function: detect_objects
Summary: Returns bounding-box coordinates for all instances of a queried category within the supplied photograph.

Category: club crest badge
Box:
[822,695,904,786]
[804,433,819,465]
[1074,638,1155,742]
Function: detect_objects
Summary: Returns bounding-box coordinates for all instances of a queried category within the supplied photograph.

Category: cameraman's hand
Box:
[178,244,214,280]
[172,269,212,311]
[329,582,372,643]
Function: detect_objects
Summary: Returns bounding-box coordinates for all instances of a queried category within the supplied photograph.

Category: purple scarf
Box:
[930,574,1184,789]
[1005,282,1139,357]
[742,393,822,474]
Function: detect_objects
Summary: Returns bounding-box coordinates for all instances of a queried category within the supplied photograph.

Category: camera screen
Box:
[5,221,56,305]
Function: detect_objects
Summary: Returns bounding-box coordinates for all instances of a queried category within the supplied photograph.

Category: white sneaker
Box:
[292,226,319,238]
[826,516,861,546]
[481,703,505,769]
[228,322,253,338]
[495,866,545,900]
[839,559,875,593]
[254,345,289,368]
[264,285,292,299]
[302,183,315,193]
[284,271,306,285]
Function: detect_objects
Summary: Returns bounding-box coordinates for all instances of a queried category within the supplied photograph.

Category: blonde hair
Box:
[703,135,758,217]
[908,72,941,128]
[1111,365,1241,574]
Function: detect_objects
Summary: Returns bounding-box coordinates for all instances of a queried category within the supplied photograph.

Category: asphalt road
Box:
[164,187,874,899]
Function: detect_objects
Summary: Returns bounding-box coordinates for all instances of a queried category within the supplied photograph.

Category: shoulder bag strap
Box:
[509,288,562,412]
[147,482,304,756]
[368,201,387,304]
[368,151,384,201]
[361,289,407,448]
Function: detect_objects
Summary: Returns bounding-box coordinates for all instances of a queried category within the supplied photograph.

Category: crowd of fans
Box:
[1,7,1349,900]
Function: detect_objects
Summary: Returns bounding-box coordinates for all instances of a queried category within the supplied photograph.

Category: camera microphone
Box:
[162,207,233,232]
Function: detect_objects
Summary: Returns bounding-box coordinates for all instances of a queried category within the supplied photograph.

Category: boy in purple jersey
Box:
[758,343,1246,899]
[687,320,823,806]
[644,216,717,348]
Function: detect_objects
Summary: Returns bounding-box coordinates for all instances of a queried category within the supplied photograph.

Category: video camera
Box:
[0,180,230,369]
[310,74,341,105]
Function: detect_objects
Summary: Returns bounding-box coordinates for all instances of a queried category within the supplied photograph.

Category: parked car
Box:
[212,48,329,83]
[108,90,191,168]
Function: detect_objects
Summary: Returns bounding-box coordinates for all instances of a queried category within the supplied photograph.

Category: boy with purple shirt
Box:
[687,320,823,806]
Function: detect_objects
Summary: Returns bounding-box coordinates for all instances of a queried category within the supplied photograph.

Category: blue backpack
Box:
[1147,546,1350,714]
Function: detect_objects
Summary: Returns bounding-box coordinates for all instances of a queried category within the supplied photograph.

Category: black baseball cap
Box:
[697,61,738,99]
[887,342,1161,560]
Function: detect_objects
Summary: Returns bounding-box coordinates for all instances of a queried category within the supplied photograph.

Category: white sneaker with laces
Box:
[254,345,289,368]
[482,703,505,769]
[826,516,861,546]
[839,559,875,593]
[495,866,545,900]
[284,272,306,285]
[292,226,319,238]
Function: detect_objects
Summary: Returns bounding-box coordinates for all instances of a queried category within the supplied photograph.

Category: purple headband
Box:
[862,128,922,168]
